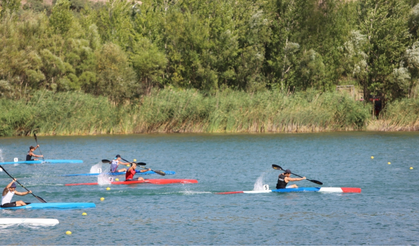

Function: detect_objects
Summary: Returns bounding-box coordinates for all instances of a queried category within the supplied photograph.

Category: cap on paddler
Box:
[116,154,121,158]
[10,182,16,188]
[285,169,291,174]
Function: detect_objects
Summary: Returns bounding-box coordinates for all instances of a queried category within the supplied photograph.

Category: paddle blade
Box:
[309,179,323,185]
[136,162,146,166]
[102,159,111,163]
[153,170,166,176]
[272,164,283,170]
[33,194,47,203]
[34,133,38,143]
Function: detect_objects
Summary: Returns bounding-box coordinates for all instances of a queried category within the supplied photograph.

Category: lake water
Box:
[0,132,418,245]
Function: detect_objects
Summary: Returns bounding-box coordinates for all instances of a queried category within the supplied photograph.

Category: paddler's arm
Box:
[138,168,151,173]
[3,179,16,195]
[15,190,32,196]
[2,179,15,196]
[119,161,130,166]
[285,177,306,182]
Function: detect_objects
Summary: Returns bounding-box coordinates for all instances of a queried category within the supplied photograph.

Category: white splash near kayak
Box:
[0,218,59,226]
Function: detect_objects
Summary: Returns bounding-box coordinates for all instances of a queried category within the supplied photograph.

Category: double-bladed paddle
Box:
[120,157,166,176]
[272,164,323,185]
[101,159,146,166]
[0,165,47,203]
[33,133,45,161]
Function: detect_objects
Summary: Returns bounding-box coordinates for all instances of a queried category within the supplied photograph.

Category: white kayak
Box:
[217,187,362,194]
[0,218,59,226]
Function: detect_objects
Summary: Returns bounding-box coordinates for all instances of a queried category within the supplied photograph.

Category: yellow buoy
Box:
[66,231,72,235]
[100,197,105,201]
[106,187,110,191]
[115,178,119,181]
[134,159,137,162]
[82,212,87,216]
[371,156,374,159]
[388,162,391,165]
[410,167,413,170]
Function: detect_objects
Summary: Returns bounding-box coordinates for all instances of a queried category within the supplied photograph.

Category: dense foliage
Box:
[2,0,419,135]
[1,0,419,101]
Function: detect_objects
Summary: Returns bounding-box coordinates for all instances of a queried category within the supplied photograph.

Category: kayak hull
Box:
[65,179,198,186]
[217,187,361,194]
[0,160,83,165]
[0,218,59,226]
[0,203,96,210]
[62,170,175,177]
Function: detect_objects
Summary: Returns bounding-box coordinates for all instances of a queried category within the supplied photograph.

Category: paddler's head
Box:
[29,146,35,151]
[131,162,137,168]
[9,182,16,191]
[284,169,291,176]
[115,154,121,160]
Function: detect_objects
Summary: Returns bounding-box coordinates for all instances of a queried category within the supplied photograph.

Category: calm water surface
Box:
[0,132,418,245]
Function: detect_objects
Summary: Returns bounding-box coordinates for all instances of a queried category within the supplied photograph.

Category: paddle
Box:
[272,164,323,185]
[33,133,45,161]
[101,159,146,166]
[121,157,166,176]
[0,165,47,203]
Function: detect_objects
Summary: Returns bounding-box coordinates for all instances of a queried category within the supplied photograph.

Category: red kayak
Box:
[65,179,198,186]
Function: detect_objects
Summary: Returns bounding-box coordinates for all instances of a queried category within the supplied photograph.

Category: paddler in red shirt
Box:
[125,162,151,181]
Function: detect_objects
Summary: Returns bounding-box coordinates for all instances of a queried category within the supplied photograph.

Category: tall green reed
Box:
[0,89,371,136]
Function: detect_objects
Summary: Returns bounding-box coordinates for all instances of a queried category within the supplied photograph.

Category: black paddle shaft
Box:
[33,133,45,161]
[101,159,146,166]
[271,164,323,185]
[0,165,47,203]
[121,157,165,176]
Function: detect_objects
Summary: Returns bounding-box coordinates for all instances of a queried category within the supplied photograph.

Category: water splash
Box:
[90,162,104,173]
[253,173,267,191]
[98,173,112,185]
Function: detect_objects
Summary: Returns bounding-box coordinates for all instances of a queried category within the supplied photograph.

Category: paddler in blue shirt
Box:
[276,169,306,189]
[26,145,43,161]
[110,155,131,173]
[1,179,32,208]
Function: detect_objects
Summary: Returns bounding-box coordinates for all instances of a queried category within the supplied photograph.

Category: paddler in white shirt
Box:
[1,179,32,208]
[110,154,130,173]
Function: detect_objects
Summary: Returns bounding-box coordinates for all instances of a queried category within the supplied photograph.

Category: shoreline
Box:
[4,120,418,137]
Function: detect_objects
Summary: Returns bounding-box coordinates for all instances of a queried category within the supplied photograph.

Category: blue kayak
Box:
[62,170,175,177]
[0,203,96,210]
[0,160,83,165]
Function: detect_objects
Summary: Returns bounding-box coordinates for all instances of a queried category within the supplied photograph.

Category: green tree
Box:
[49,0,74,35]
[357,0,411,101]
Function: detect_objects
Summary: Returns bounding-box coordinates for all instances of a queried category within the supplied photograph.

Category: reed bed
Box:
[0,89,373,136]
[367,97,419,131]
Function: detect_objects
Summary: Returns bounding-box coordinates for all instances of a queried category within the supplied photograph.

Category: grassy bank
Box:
[367,98,419,131]
[0,89,373,136]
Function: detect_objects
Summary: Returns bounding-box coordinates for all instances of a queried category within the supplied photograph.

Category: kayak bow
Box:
[65,179,198,186]
[62,170,176,177]
[0,160,83,165]
[216,187,361,194]
[0,203,96,210]
[0,218,59,226]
